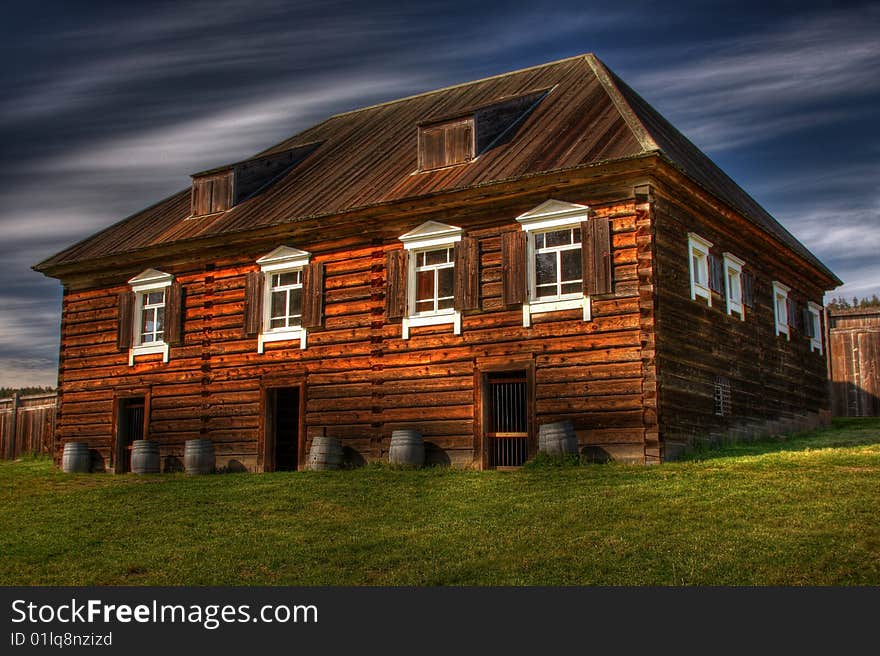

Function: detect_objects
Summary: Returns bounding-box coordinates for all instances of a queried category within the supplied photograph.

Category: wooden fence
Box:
[828,308,880,417]
[0,392,58,459]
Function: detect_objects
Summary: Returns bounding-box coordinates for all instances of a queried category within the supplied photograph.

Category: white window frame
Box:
[516,200,591,328]
[723,252,745,320]
[256,246,310,352]
[808,302,823,354]
[688,233,712,306]
[399,221,463,340]
[128,269,173,366]
[773,281,790,340]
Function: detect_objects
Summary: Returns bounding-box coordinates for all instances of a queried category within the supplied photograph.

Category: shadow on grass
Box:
[680,417,880,462]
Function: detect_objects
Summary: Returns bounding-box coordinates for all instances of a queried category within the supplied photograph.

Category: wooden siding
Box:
[829,309,880,417]
[651,182,831,453]
[53,187,652,471]
[0,393,57,460]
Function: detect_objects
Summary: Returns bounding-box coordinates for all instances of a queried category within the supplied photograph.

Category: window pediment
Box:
[257,246,311,272]
[399,221,463,251]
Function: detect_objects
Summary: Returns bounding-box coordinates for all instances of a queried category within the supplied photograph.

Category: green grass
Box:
[2,418,879,586]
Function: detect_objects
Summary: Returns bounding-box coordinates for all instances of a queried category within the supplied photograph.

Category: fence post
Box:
[9,392,19,459]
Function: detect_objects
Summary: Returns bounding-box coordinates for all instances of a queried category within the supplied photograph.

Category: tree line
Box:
[827,295,880,311]
[0,386,56,399]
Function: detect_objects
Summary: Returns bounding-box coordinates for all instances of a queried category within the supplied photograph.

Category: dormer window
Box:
[191,170,233,217]
[418,118,474,170]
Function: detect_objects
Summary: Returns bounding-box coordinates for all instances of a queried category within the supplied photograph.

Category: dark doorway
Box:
[485,371,529,468]
[116,396,145,473]
[265,387,300,471]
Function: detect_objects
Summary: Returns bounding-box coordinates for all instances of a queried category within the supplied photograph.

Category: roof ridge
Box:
[324,53,594,121]
[585,55,659,153]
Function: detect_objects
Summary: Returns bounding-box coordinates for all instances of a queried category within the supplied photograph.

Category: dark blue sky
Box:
[1,0,878,386]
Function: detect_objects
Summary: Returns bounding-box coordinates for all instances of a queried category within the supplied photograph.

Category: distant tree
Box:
[0,386,55,399]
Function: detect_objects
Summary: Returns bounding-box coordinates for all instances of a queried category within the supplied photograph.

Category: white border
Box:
[773,281,791,339]
[127,269,173,366]
[257,246,311,352]
[808,301,823,354]
[687,233,712,306]
[723,252,745,320]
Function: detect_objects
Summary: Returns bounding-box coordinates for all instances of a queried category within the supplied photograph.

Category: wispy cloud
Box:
[631,7,880,151]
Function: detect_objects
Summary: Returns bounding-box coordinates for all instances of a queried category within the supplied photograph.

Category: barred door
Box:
[487,373,528,467]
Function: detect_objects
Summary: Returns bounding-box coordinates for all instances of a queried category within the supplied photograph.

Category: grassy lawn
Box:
[1,418,879,586]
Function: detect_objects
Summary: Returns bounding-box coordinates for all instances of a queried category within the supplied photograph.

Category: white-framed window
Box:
[688,233,712,306]
[723,252,745,320]
[128,268,173,365]
[516,199,591,327]
[399,221,463,339]
[773,281,790,339]
[807,302,823,354]
[256,246,310,352]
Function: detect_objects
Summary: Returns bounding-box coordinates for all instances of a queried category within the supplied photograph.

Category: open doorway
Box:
[263,386,301,471]
[115,396,145,473]
[484,370,530,468]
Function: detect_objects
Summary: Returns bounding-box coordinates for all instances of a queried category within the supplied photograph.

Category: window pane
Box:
[277,271,300,287]
[146,291,164,305]
[572,227,581,244]
[438,266,454,299]
[155,306,165,332]
[424,248,449,266]
[142,307,154,335]
[693,253,706,285]
[416,270,434,303]
[289,288,302,318]
[561,248,582,283]
[728,270,741,302]
[437,297,454,310]
[271,273,281,288]
[536,284,557,298]
[561,282,581,295]
[270,317,286,329]
[415,299,434,313]
[535,252,557,286]
[544,229,571,248]
[270,290,286,319]
[534,232,545,249]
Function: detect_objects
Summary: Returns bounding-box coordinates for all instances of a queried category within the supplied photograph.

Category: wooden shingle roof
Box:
[35,54,839,284]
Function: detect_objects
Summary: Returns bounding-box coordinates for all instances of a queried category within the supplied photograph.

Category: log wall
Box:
[54,183,654,471]
[651,182,831,455]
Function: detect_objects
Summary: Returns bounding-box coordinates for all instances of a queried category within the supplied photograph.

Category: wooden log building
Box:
[34,54,840,471]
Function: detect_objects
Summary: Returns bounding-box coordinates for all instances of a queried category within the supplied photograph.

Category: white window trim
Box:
[128,269,173,366]
[723,252,745,320]
[808,301,823,354]
[256,246,310,352]
[688,233,712,306]
[773,281,791,340]
[516,200,591,328]
[399,222,463,340]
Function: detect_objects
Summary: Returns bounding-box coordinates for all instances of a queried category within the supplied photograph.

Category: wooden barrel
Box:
[307,436,343,471]
[388,429,424,467]
[184,439,215,475]
[130,440,160,474]
[62,442,91,473]
[538,421,578,456]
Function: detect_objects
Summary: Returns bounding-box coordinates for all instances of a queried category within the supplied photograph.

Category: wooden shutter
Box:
[501,231,526,306]
[244,270,264,337]
[165,282,185,346]
[117,291,135,351]
[582,217,613,296]
[301,262,324,329]
[386,249,408,320]
[742,271,756,307]
[454,236,480,311]
[708,253,725,296]
[787,297,800,333]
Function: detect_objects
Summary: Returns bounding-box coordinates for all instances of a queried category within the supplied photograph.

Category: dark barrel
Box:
[538,421,578,456]
[62,442,91,473]
[184,439,215,475]
[388,429,424,467]
[307,435,343,471]
[130,440,160,474]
